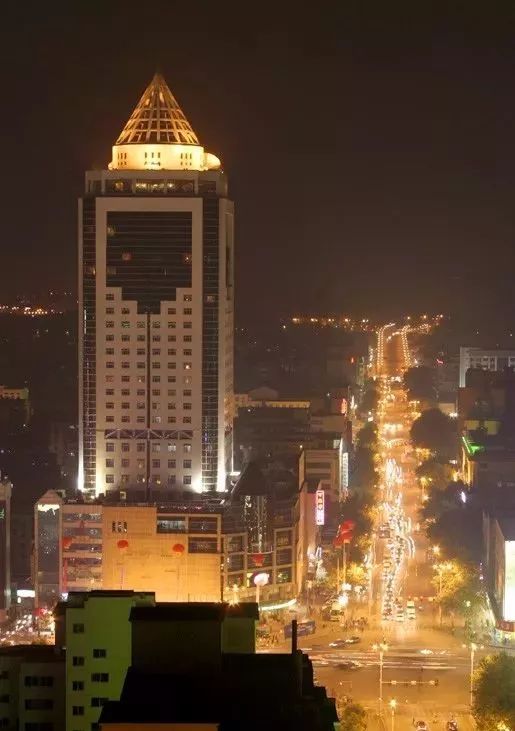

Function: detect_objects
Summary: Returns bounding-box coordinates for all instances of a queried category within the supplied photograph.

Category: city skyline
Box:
[1,6,515,325]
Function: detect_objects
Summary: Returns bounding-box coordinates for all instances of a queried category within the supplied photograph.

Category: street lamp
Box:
[463,642,482,710]
[373,642,388,716]
[389,699,397,731]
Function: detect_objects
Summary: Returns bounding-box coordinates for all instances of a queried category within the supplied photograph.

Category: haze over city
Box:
[0,5,515,731]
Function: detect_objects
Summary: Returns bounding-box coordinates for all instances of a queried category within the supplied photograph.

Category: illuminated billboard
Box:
[315,489,325,526]
[504,540,515,621]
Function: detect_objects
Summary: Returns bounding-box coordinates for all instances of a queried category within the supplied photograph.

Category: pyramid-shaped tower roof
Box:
[115,73,200,146]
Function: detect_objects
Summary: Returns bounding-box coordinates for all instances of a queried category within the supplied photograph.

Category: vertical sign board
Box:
[315,489,325,526]
[504,541,515,621]
[0,502,6,610]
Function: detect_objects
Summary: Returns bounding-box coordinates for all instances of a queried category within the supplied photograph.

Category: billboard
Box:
[504,540,515,621]
[315,489,325,526]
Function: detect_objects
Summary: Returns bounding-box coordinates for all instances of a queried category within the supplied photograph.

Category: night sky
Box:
[1,3,515,325]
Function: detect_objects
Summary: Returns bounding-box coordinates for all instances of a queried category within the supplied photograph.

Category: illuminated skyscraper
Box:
[79,74,234,498]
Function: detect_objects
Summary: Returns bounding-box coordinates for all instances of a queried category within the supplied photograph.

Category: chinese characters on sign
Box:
[315,489,325,526]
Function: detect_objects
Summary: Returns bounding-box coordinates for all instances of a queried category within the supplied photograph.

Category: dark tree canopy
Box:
[404,366,436,401]
[473,653,515,731]
[410,408,457,455]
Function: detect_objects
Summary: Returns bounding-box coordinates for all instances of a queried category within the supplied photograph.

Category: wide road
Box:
[295,329,479,730]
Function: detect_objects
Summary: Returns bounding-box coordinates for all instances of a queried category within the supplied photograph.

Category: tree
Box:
[410,408,457,456]
[473,653,515,731]
[338,702,367,731]
[351,446,377,493]
[416,458,455,490]
[360,386,378,414]
[356,422,378,450]
[404,365,436,401]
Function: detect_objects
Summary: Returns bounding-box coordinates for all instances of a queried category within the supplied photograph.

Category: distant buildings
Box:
[459,346,515,388]
[0,477,12,621]
[79,73,234,498]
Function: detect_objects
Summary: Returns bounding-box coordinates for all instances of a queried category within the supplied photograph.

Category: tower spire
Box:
[116,73,199,146]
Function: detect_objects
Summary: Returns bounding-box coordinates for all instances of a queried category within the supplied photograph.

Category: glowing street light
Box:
[389,699,397,731]
[373,642,388,715]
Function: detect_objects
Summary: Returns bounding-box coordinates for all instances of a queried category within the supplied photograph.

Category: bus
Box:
[283,619,316,638]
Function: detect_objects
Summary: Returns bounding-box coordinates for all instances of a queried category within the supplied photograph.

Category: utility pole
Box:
[373,642,388,716]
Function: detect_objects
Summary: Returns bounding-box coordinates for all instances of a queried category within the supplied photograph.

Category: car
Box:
[415,722,428,731]
[329,639,348,648]
[345,636,361,644]
[337,660,362,670]
[446,721,458,731]
[395,611,405,623]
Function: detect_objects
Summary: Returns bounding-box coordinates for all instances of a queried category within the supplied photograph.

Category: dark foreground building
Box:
[100,605,338,731]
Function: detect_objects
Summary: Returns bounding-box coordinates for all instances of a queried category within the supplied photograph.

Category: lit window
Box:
[153,416,162,424]
[137,376,145,383]
[168,443,176,452]
[121,474,129,483]
[184,363,192,370]
[183,444,191,453]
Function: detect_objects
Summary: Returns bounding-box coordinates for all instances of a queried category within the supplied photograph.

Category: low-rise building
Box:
[0,644,65,731]
[459,346,515,388]
[99,606,336,731]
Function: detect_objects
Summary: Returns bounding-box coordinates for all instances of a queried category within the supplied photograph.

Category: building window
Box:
[106,475,115,483]
[122,443,130,452]
[167,443,176,452]
[168,335,176,342]
[184,403,192,410]
[106,307,114,314]
[168,403,176,410]
[121,416,130,423]
[106,293,114,301]
[188,537,217,553]
[183,349,192,356]
[168,322,176,329]
[106,443,115,452]
[105,348,114,355]
[105,459,114,468]
[106,334,114,342]
[168,460,176,468]
[112,521,127,533]
[184,363,191,370]
[91,698,108,708]
[105,321,114,328]
[184,295,192,302]
[122,334,130,342]
[183,417,191,424]
[184,335,192,342]
[25,700,53,711]
[167,308,176,314]
[106,362,114,369]
[72,707,84,717]
[72,657,85,667]
[183,444,192,453]
[106,388,114,396]
[106,416,114,423]
[152,459,160,469]
[92,649,107,659]
[72,681,84,691]
[91,673,109,683]
[152,362,160,369]
[73,623,85,634]
[122,375,130,382]
[183,460,192,469]
[137,443,145,452]
[168,376,176,383]
[183,476,192,485]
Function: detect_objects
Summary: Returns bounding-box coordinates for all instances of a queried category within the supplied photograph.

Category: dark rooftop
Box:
[130,601,259,623]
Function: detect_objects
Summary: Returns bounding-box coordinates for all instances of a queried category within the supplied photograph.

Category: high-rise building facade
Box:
[78,74,234,498]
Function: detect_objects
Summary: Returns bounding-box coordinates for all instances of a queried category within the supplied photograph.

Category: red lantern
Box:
[251,552,265,567]
[172,543,185,554]
[117,539,129,552]
[62,537,73,550]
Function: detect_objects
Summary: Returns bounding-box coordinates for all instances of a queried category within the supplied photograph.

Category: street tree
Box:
[416,458,455,490]
[473,653,515,731]
[356,421,378,450]
[410,408,457,456]
[404,365,436,401]
[338,702,367,731]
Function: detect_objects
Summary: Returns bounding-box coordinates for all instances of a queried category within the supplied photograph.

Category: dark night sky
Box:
[1,3,515,325]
